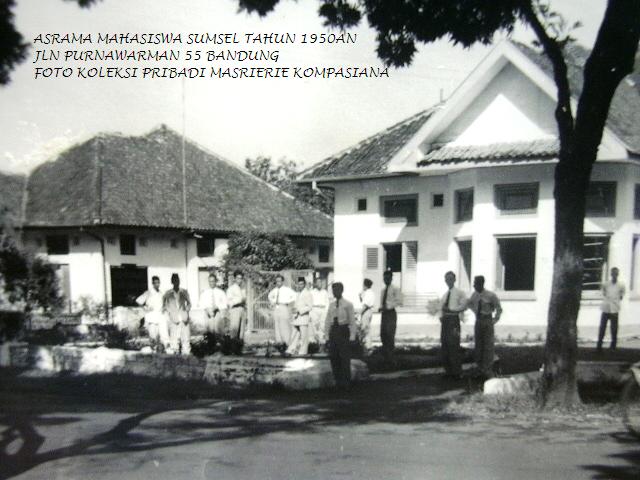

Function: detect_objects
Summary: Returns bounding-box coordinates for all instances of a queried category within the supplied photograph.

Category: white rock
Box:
[483,372,540,395]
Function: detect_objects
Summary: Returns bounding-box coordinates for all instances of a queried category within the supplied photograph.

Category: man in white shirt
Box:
[440,271,468,378]
[287,278,313,355]
[226,270,247,340]
[199,272,228,335]
[309,277,329,344]
[268,274,296,346]
[136,276,168,352]
[162,273,191,355]
[324,282,356,389]
[358,278,376,350]
[379,270,402,363]
[598,267,626,351]
[467,275,502,378]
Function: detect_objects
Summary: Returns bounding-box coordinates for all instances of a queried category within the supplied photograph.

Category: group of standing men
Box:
[136,271,247,355]
[268,275,330,356]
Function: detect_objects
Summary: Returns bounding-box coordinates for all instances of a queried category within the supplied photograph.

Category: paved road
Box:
[1,372,638,480]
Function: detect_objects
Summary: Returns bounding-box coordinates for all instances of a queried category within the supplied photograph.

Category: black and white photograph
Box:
[1,0,639,478]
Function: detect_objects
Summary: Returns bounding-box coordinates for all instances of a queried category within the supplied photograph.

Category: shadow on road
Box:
[0,370,468,479]
[582,432,640,479]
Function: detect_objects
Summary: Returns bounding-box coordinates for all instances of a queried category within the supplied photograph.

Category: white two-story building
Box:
[301,41,640,341]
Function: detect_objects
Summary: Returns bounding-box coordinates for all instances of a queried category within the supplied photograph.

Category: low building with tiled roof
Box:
[4,126,333,318]
[301,40,640,339]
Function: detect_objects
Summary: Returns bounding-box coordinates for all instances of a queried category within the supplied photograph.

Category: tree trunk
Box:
[541,156,589,406]
[539,0,640,407]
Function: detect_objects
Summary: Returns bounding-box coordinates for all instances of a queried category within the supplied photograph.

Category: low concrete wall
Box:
[0,342,368,391]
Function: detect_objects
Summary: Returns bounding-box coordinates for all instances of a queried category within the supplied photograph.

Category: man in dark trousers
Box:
[324,282,356,389]
[379,270,402,364]
[439,271,468,378]
[467,275,502,378]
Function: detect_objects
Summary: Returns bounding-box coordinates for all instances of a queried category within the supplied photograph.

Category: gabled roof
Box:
[0,172,26,224]
[303,41,640,181]
[299,108,436,180]
[514,42,640,153]
[20,126,332,238]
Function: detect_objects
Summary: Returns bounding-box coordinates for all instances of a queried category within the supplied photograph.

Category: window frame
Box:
[633,184,640,220]
[494,183,539,215]
[46,235,70,255]
[196,236,215,257]
[432,193,444,208]
[582,234,611,291]
[585,181,617,218]
[495,235,537,292]
[356,198,368,212]
[119,234,136,256]
[318,244,330,264]
[454,188,474,223]
[380,194,419,226]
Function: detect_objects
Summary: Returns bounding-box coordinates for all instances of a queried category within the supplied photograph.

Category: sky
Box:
[0,0,608,175]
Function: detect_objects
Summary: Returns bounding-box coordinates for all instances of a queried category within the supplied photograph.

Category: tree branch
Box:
[519,1,574,155]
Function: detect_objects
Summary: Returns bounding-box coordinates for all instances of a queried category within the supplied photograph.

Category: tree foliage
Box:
[223,231,314,280]
[0,210,63,315]
[245,156,334,215]
[0,0,101,85]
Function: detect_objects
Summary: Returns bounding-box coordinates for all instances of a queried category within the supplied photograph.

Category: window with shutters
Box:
[585,182,616,217]
[365,246,379,270]
[380,194,418,226]
[582,235,610,290]
[405,242,418,270]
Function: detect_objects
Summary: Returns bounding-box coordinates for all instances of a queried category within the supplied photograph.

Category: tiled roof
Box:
[300,108,436,180]
[418,139,559,165]
[22,126,332,238]
[513,42,640,154]
[0,172,26,223]
[303,41,640,180]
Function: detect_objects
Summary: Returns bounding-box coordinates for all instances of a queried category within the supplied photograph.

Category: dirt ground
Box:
[1,366,639,480]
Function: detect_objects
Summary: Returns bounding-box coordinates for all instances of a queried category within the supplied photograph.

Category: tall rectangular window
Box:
[380,195,418,225]
[634,184,640,220]
[585,182,616,217]
[46,235,69,255]
[365,246,379,270]
[582,235,610,290]
[120,234,136,256]
[455,188,474,222]
[495,183,539,214]
[357,198,367,211]
[457,240,472,292]
[496,236,536,291]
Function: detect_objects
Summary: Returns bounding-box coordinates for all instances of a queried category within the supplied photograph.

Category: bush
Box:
[25,322,79,345]
[0,310,24,342]
[191,332,219,358]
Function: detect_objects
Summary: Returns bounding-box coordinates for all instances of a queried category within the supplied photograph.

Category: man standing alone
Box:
[440,271,467,378]
[598,267,626,351]
[163,273,192,355]
[379,271,402,363]
[324,282,356,389]
[467,275,502,378]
